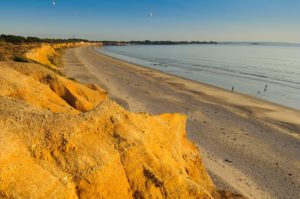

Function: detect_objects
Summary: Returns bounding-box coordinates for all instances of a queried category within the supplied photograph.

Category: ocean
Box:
[97,43,300,110]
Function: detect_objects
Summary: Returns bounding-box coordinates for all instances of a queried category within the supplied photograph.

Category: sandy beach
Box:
[62,46,300,199]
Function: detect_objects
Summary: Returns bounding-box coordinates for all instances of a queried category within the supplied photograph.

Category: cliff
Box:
[0,43,242,199]
[25,43,95,69]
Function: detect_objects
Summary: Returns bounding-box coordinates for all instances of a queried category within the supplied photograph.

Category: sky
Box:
[0,0,299,42]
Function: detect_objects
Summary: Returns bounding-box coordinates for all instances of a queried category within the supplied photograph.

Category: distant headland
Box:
[102,40,218,46]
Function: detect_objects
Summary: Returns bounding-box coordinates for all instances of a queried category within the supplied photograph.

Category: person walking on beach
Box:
[264,84,268,92]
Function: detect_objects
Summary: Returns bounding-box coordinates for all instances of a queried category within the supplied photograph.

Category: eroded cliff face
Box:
[0,96,218,198]
[0,62,107,114]
[25,43,97,69]
[0,44,242,199]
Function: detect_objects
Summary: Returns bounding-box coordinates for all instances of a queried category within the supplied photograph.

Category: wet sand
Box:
[62,46,300,199]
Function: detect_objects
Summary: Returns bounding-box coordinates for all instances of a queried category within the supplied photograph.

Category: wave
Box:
[162,61,300,88]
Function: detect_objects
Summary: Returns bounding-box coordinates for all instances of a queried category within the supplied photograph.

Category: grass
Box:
[47,49,64,67]
[0,41,66,77]
[28,58,65,77]
[0,42,37,62]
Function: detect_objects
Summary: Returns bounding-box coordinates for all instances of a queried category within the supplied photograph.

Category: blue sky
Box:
[0,0,299,42]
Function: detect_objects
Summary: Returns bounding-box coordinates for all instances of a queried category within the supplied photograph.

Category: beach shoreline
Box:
[63,46,300,199]
[96,46,300,112]
[99,44,300,111]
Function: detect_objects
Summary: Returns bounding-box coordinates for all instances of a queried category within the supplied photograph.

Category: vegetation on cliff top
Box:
[1,34,217,46]
[0,34,89,44]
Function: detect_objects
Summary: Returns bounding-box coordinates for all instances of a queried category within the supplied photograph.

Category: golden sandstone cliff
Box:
[0,43,242,199]
[24,43,90,69]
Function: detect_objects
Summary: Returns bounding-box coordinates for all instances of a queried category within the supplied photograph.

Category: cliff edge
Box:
[0,43,243,199]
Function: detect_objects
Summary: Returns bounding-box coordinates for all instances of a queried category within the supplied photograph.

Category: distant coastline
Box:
[102,41,300,47]
[1,34,299,47]
[101,40,218,46]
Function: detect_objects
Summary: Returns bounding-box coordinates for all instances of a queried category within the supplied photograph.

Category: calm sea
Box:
[97,44,300,110]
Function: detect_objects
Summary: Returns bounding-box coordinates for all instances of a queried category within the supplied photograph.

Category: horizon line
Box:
[1,33,300,45]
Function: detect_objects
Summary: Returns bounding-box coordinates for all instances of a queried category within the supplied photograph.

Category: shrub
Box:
[13,55,28,62]
[1,34,26,44]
